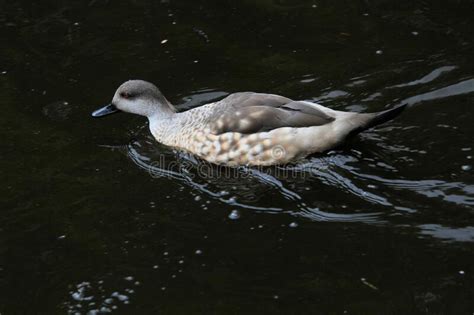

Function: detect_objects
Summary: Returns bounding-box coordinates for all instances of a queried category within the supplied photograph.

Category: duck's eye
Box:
[120,92,132,99]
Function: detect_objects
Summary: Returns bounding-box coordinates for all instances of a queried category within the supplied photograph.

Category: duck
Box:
[92,80,406,166]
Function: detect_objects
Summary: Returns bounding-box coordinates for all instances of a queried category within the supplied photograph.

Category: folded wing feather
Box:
[210,92,335,134]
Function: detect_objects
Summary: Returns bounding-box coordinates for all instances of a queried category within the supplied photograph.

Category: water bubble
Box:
[163,251,169,256]
[228,210,241,220]
[72,292,83,301]
[461,165,472,171]
[161,286,166,291]
[273,295,279,299]
[376,50,383,55]
[153,265,159,269]
[116,294,129,302]
[58,235,66,239]
[194,195,201,201]
[459,270,465,275]
[461,147,471,151]
[178,260,184,264]
[195,249,203,255]
[411,31,419,36]
[193,60,199,63]
[289,222,298,228]
[124,276,134,281]
[161,39,168,44]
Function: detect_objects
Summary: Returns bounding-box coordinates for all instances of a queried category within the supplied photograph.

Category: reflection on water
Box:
[398,78,474,107]
[387,66,458,89]
[419,224,474,243]
[65,279,136,314]
[127,139,382,223]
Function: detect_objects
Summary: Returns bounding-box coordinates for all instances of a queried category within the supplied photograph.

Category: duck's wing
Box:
[209,92,335,134]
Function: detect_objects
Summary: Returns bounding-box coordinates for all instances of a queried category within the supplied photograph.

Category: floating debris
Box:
[361,277,379,290]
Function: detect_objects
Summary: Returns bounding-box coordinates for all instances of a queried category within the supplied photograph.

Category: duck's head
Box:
[92,80,175,118]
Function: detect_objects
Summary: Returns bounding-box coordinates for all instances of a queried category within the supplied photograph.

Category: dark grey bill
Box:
[92,104,120,117]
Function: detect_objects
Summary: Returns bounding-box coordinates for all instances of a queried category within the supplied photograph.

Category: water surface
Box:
[1,0,473,314]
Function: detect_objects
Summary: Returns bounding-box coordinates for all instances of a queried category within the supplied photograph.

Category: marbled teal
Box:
[93,80,406,166]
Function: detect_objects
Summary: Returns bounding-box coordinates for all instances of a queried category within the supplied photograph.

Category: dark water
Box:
[1,0,474,314]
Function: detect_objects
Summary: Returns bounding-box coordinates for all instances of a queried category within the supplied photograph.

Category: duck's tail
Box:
[347,104,407,137]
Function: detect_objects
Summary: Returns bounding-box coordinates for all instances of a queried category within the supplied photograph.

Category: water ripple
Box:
[126,139,382,224]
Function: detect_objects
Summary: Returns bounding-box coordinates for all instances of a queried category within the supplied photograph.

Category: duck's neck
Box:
[148,109,179,144]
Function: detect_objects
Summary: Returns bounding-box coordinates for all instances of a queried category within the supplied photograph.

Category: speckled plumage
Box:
[93,80,407,166]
